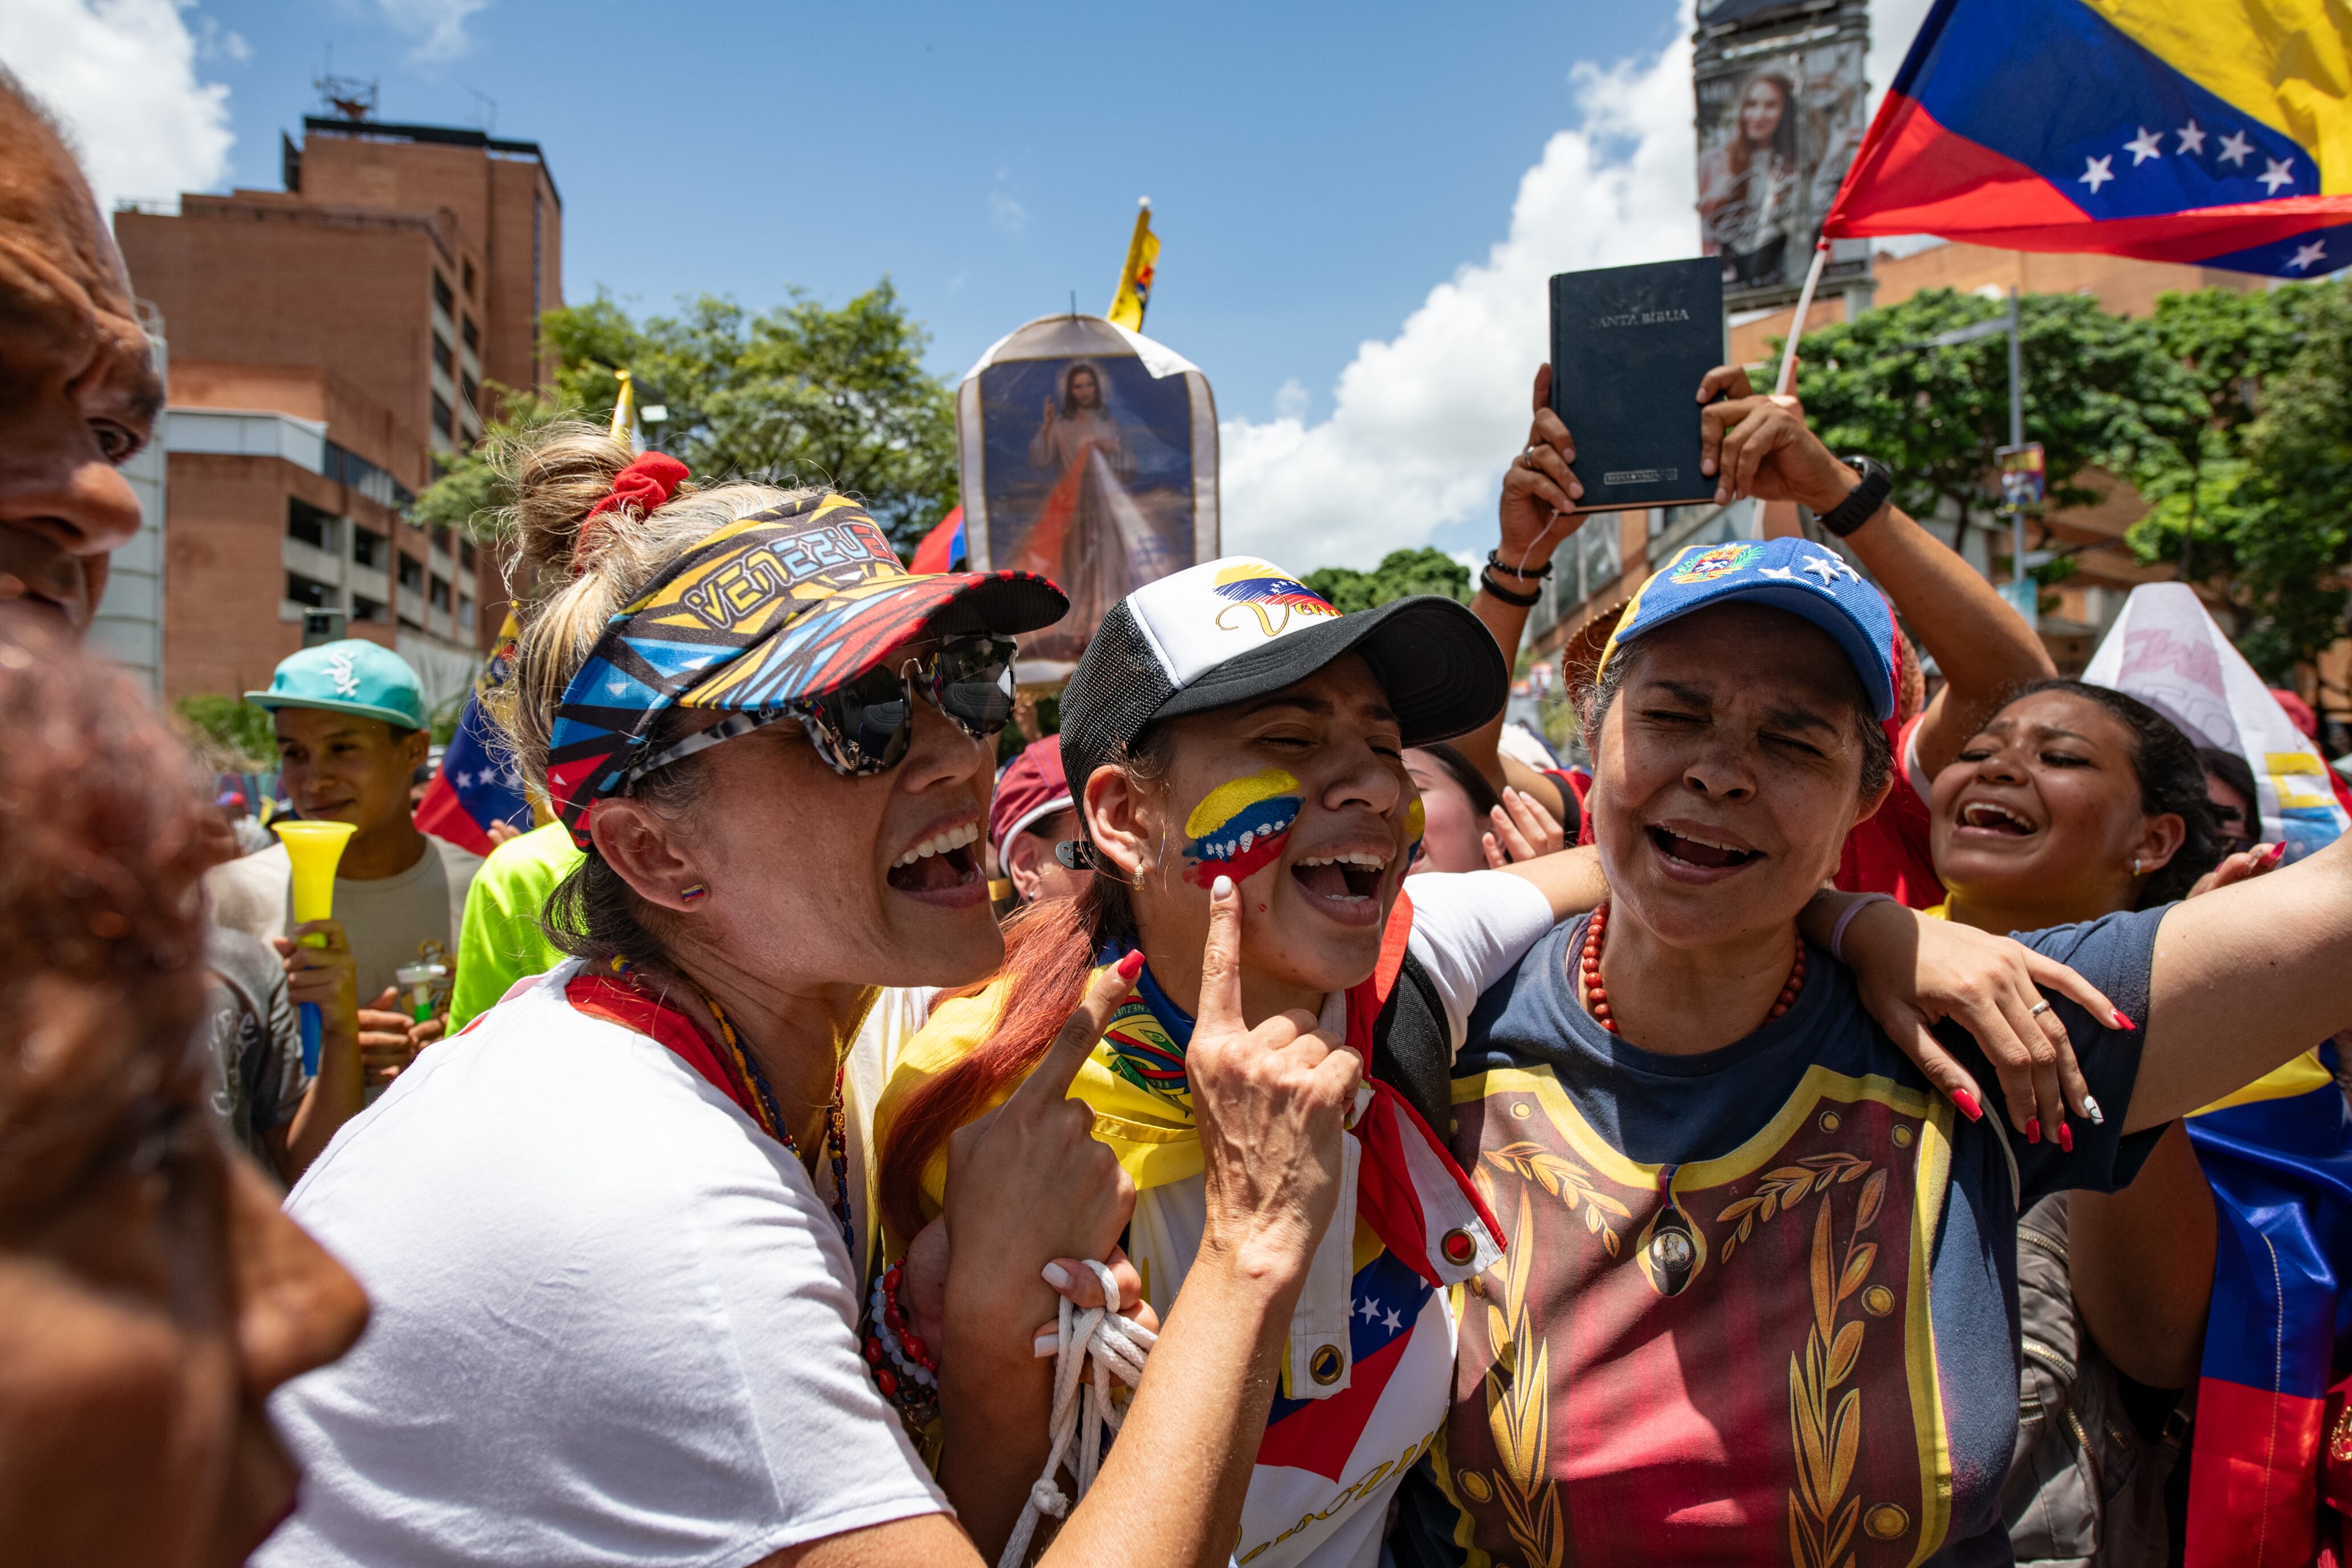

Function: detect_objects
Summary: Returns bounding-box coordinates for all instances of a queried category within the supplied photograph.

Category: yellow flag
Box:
[607,368,645,453]
[1108,198,1158,331]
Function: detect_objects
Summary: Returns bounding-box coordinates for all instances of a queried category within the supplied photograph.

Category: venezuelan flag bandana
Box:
[544,493,1063,847]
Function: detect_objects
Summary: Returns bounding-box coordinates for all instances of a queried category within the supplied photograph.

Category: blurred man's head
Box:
[990,736,1091,904]
[0,68,160,638]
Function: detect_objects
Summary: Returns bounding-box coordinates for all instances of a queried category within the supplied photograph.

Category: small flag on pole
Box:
[610,368,646,453]
[1108,198,1158,330]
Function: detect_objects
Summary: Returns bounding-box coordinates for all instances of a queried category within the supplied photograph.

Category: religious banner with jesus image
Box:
[957,314,1218,678]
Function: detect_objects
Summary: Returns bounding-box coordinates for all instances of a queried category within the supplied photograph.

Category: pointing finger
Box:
[1197,874,1246,1035]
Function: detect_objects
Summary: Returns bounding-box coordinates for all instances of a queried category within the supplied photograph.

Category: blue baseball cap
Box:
[246,639,428,732]
[1599,537,1897,720]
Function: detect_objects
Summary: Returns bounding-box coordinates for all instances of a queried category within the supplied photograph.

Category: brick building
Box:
[114,114,562,712]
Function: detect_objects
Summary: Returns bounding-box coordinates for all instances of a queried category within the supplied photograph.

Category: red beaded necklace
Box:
[1577,901,1806,1035]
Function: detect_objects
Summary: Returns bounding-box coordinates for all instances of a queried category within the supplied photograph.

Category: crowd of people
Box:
[9,58,2352,1568]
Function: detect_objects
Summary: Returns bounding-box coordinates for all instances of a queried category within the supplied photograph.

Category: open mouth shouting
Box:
[1288,846,1392,926]
[887,818,985,901]
[1954,798,2039,839]
[1644,822,1763,877]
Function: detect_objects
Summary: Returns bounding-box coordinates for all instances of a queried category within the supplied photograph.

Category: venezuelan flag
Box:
[413,611,533,854]
[2182,1063,2352,1566]
[1826,0,2352,276]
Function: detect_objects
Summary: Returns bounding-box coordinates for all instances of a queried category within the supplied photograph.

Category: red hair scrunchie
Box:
[572,451,691,575]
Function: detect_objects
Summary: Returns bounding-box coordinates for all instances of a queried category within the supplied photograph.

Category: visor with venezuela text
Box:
[546,493,1066,846]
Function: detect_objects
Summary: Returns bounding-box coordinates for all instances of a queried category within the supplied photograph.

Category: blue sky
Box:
[182,0,1681,426]
[14,0,1930,568]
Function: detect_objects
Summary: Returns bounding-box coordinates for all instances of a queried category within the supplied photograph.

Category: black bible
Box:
[1547,258,1726,511]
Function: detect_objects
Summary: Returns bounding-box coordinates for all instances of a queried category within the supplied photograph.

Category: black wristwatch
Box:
[1816,455,1892,537]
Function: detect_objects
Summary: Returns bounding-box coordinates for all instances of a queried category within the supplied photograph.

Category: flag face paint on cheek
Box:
[1406,795,1426,863]
[1182,768,1303,887]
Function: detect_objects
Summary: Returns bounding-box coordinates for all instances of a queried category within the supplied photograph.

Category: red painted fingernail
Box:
[2025,1117,2042,1145]
[1952,1088,1982,1122]
[2111,1010,2135,1031]
[2266,843,2287,867]
[1116,950,1145,981]
[2057,1122,2074,1153]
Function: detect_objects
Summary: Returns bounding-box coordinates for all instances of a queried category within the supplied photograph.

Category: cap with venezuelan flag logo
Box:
[1056,555,1507,808]
[1598,536,1897,720]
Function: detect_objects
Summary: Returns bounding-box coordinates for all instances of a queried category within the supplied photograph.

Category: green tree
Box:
[415,282,958,556]
[1787,288,2200,557]
[409,386,564,538]
[1302,548,1472,614]
[175,693,276,769]
[2124,280,2352,679]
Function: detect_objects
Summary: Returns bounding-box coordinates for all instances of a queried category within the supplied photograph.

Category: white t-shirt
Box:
[257,964,950,1568]
[1130,868,1558,1568]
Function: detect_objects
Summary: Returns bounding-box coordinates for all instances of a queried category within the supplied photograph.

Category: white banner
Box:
[2081,583,2347,863]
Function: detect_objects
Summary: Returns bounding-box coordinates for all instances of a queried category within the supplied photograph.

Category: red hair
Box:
[877,883,1130,1245]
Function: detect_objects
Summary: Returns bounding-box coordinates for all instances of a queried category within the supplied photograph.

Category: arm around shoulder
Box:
[2126,831,2352,1131]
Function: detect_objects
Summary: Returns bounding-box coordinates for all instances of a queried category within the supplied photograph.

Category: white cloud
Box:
[989,189,1027,235]
[1220,0,1945,572]
[1220,31,1699,570]
[375,0,489,61]
[0,0,234,213]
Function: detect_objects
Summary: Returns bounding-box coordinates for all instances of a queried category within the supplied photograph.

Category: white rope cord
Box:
[995,1258,1158,1568]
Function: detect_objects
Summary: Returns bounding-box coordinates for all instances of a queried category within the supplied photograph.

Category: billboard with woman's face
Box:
[1694,34,1868,300]
[957,315,1219,677]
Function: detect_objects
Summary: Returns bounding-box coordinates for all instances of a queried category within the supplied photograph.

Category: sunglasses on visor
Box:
[626,635,1020,783]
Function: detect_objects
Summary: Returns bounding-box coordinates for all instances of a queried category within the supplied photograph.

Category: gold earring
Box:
[2129,858,2143,876]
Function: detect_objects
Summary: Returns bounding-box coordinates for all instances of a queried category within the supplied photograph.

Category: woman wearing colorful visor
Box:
[1391,386,2352,1565]
[870,556,2093,1567]
[255,430,1367,1568]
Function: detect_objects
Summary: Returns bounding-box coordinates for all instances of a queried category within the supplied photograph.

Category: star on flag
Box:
[2079,154,2115,193]
[2124,126,2162,165]
[2288,240,2328,273]
[2176,119,2205,156]
[2259,157,2297,195]
[2218,130,2254,168]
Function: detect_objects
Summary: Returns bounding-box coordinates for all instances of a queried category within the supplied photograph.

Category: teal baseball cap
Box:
[246,640,427,732]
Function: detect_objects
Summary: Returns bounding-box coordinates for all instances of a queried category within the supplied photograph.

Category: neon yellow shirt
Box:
[449,822,583,1030]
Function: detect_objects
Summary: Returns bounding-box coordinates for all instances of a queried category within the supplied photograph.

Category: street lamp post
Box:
[1909,288,2045,625]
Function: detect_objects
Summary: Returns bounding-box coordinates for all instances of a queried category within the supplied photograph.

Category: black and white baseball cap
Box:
[1057,557,1508,804]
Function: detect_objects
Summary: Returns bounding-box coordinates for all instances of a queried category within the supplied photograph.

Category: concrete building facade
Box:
[113,113,561,711]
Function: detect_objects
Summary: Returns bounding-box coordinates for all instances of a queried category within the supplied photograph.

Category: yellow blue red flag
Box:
[1825,0,2352,276]
[1108,198,1158,329]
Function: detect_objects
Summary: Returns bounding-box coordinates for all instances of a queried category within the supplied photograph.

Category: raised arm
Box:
[1695,363,2054,777]
[2124,829,2352,1131]
[1457,365,1592,811]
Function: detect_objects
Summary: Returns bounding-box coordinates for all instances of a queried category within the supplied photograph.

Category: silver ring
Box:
[2027,1000,2052,1019]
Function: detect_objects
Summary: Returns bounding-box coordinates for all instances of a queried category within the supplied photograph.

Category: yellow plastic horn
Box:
[273,819,356,1075]
[275,819,357,935]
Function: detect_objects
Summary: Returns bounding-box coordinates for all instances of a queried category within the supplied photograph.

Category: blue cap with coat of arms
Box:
[1599,537,1897,720]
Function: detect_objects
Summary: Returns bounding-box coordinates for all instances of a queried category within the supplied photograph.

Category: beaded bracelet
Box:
[863,1263,940,1426]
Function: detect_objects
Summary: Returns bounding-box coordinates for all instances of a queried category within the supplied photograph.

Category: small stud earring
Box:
[2128,858,2143,876]
[680,883,709,904]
